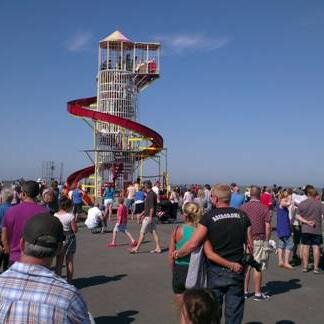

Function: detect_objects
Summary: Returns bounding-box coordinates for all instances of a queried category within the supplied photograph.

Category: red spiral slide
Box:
[66,96,163,188]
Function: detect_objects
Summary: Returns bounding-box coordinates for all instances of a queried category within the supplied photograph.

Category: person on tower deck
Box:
[129,181,161,254]
[0,213,91,323]
[230,183,245,209]
[240,186,272,301]
[1,181,48,266]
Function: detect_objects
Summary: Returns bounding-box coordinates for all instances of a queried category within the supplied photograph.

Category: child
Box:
[180,289,220,324]
[168,202,202,311]
[276,191,293,269]
[107,197,137,247]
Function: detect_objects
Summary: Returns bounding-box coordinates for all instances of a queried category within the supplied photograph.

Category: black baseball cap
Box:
[23,213,65,248]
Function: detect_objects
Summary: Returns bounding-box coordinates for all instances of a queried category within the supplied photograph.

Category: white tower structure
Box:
[95,31,161,196]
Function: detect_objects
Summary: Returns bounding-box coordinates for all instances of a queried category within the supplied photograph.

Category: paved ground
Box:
[72,218,324,324]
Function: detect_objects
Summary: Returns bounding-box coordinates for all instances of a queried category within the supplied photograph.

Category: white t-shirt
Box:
[292,193,307,225]
[127,186,135,199]
[54,212,75,232]
[85,206,103,229]
[183,191,193,204]
[152,186,160,202]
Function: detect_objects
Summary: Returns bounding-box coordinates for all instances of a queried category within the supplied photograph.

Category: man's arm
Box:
[168,227,177,268]
[246,226,253,253]
[265,222,271,241]
[296,215,315,226]
[174,224,208,259]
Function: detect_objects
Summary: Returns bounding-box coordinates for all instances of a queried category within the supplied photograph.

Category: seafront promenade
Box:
[73,220,324,324]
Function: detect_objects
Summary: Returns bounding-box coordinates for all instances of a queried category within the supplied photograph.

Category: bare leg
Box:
[108,204,112,222]
[284,249,293,269]
[278,248,284,267]
[152,230,161,252]
[244,267,251,293]
[175,294,183,317]
[253,269,262,295]
[132,232,145,252]
[312,245,320,270]
[111,231,117,245]
[66,254,74,283]
[124,230,135,243]
[302,245,310,270]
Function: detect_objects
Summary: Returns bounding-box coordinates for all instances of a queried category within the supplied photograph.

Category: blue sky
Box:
[1,0,324,186]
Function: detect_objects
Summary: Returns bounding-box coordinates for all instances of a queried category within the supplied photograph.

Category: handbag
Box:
[185,245,207,289]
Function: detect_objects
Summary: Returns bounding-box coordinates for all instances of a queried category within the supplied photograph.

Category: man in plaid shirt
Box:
[0,213,90,323]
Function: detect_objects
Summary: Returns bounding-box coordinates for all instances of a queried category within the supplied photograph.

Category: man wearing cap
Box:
[1,180,47,265]
[0,213,90,323]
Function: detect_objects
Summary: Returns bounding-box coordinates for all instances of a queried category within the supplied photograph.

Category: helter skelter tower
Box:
[67,31,164,200]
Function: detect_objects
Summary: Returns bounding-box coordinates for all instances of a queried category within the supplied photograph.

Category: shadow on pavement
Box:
[73,274,127,289]
[95,310,138,323]
[264,278,301,296]
[246,321,295,324]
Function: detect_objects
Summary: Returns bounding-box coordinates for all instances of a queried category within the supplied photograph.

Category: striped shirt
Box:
[0,262,90,323]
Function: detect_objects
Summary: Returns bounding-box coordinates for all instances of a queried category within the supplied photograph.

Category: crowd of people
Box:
[0,179,323,323]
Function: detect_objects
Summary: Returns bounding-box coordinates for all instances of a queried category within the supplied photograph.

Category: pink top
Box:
[117,204,128,225]
[3,202,47,262]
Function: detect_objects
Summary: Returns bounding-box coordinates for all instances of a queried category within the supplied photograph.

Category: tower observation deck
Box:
[66,31,164,201]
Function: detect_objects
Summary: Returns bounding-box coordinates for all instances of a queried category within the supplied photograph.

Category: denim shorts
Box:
[278,236,294,250]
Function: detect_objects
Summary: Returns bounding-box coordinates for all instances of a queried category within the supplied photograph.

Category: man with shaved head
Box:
[241,186,272,301]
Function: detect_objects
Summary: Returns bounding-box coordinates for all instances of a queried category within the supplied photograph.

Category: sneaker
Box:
[313,268,320,274]
[253,293,270,301]
[244,292,249,299]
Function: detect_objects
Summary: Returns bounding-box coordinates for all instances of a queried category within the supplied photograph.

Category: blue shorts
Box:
[113,224,127,233]
[278,236,294,250]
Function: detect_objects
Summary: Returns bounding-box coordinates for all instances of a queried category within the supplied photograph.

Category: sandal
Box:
[150,249,161,254]
[302,268,308,273]
[313,269,320,274]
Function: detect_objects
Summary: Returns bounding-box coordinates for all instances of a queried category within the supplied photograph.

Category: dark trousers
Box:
[0,250,9,272]
[207,265,244,324]
[292,225,301,259]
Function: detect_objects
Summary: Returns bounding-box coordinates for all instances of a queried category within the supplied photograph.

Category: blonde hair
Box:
[182,202,202,226]
[279,191,289,200]
[197,189,205,199]
[211,184,231,203]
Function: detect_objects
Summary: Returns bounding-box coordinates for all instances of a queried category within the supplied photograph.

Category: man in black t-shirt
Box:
[174,184,251,324]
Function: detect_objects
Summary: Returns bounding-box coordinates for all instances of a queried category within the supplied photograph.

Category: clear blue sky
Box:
[1,0,324,186]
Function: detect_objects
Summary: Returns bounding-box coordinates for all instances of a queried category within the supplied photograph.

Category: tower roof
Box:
[100,30,132,43]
